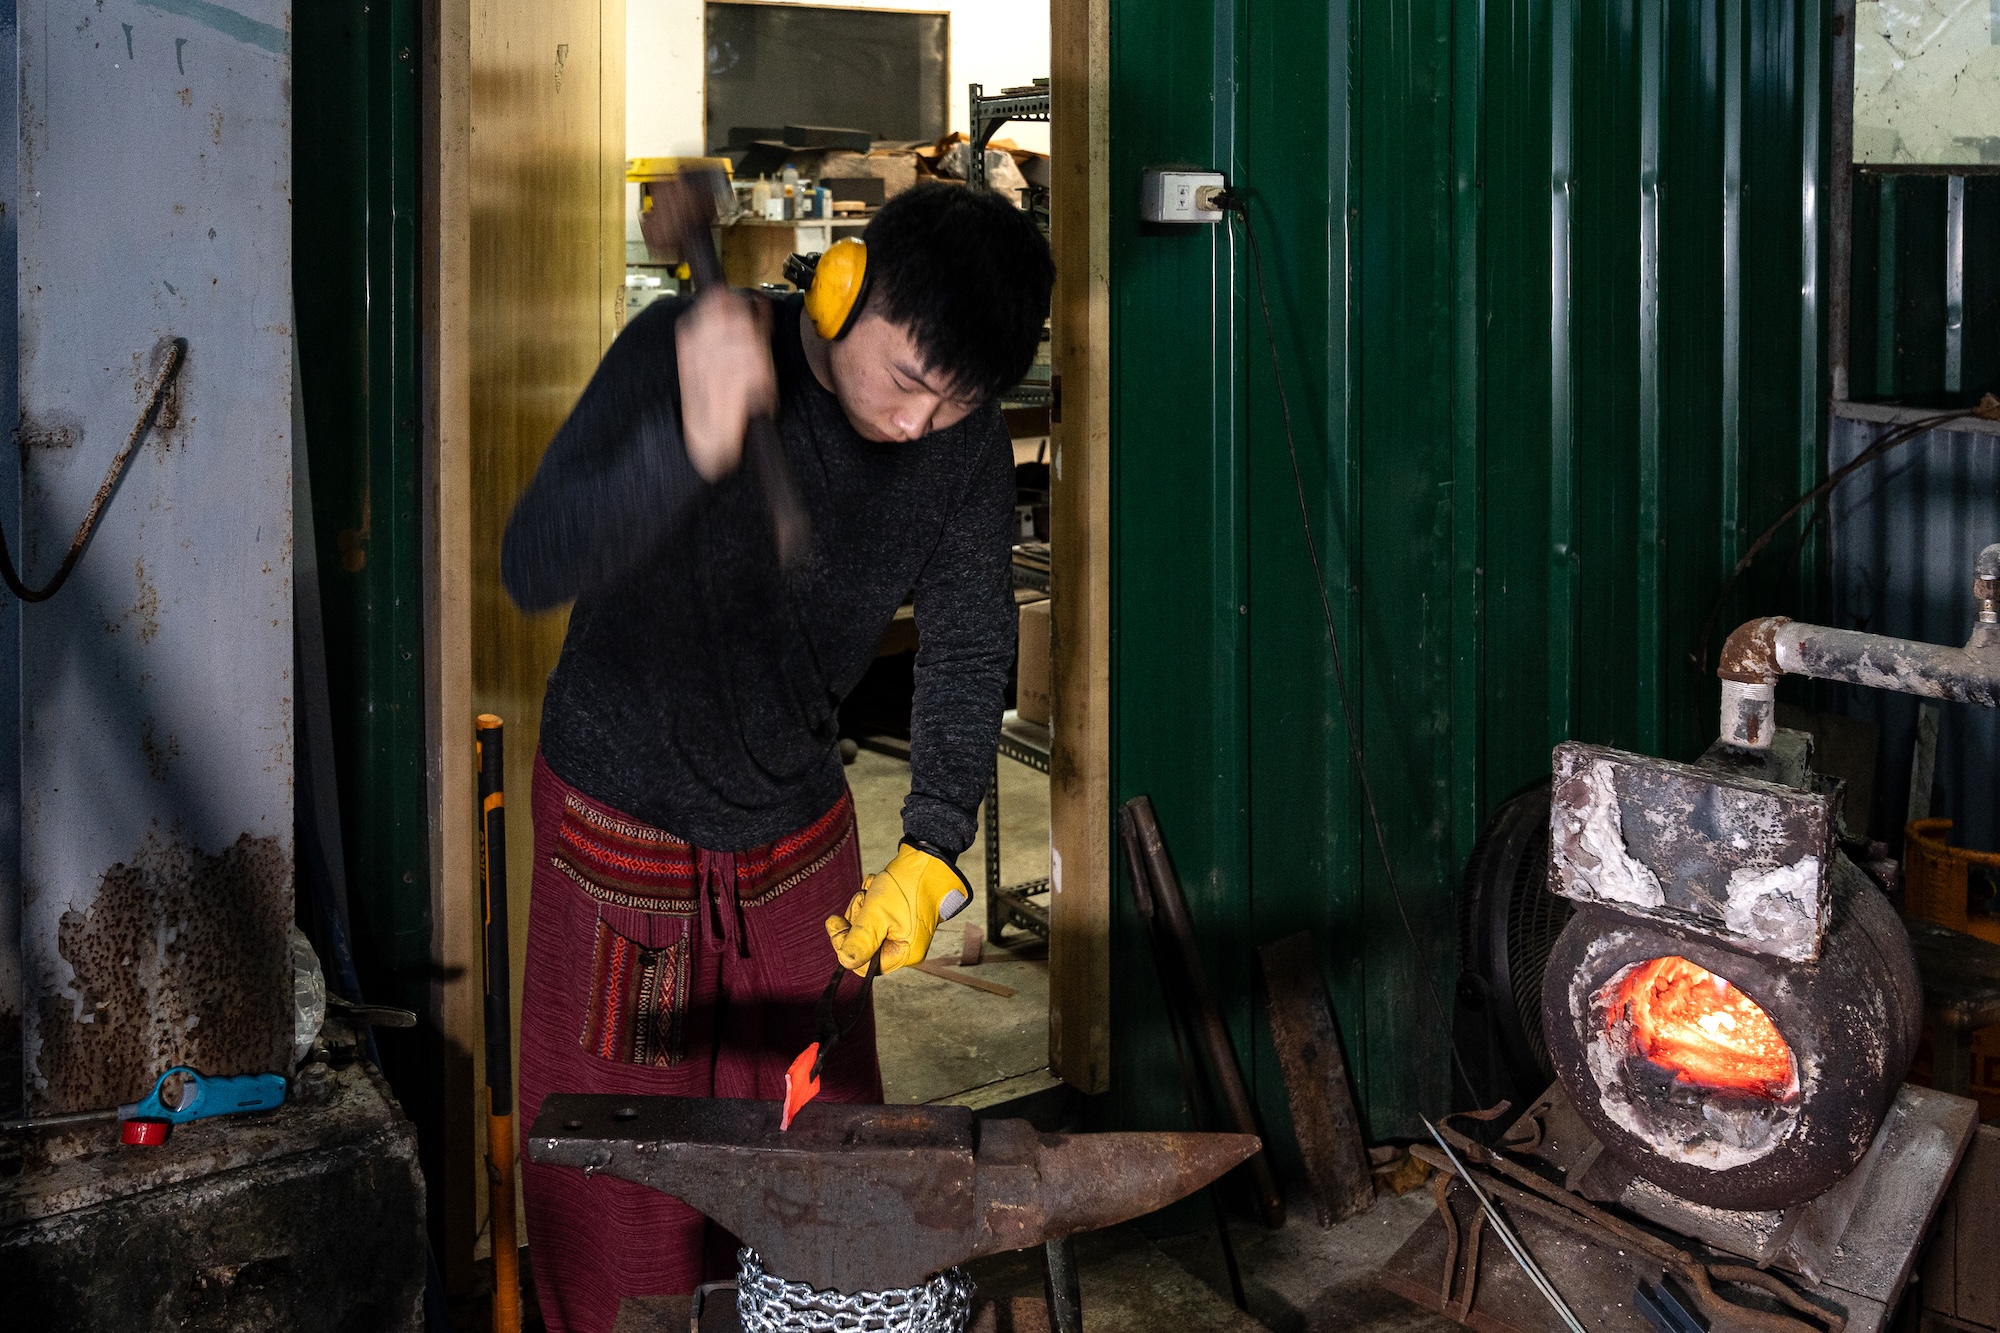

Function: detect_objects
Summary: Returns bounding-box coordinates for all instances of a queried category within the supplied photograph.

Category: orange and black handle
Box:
[477,715,521,1333]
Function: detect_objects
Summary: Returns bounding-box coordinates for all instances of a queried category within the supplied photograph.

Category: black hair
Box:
[859,182,1055,403]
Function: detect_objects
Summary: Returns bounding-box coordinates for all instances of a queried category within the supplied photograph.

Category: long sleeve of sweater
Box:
[901,428,1018,857]
[501,301,705,612]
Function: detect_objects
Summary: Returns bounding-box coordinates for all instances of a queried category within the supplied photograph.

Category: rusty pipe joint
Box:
[1718,544,2000,750]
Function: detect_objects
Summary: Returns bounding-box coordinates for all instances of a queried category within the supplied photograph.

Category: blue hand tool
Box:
[125,1067,287,1125]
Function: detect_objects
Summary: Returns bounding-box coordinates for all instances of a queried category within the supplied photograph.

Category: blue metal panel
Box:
[1828,415,2000,853]
[16,0,293,1113]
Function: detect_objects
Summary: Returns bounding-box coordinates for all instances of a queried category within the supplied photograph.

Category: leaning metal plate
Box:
[1549,742,1833,961]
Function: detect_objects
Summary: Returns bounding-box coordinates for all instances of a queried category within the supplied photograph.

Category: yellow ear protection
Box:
[801,237,870,341]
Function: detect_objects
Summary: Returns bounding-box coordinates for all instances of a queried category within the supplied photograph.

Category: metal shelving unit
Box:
[969,81,1055,946]
[985,711,1052,945]
[967,80,1051,193]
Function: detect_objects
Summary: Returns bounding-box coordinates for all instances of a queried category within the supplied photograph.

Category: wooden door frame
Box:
[1047,0,1113,1093]
[421,0,477,1288]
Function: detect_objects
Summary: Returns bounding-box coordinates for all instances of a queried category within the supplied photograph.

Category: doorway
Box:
[622,0,1060,1108]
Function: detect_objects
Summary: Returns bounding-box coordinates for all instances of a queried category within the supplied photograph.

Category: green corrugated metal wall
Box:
[1107,0,1833,1147]
[293,0,438,1245]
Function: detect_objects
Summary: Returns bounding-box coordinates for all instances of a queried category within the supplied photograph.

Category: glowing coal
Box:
[1611,956,1797,1100]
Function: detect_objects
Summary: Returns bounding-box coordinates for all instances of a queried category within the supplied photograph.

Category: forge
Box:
[1382,545,2000,1333]
[1542,739,1925,1212]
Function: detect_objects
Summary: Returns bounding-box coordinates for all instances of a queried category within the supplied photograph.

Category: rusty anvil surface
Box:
[528,1094,1260,1293]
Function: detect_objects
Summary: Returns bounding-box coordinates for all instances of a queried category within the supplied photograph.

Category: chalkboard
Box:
[704,2,948,150]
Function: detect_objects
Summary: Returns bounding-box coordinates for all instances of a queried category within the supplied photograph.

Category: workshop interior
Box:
[3,0,2000,1330]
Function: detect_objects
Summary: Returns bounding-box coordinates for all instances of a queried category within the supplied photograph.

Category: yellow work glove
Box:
[826,840,972,975]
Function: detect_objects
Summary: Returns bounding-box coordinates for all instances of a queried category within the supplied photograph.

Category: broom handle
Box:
[477,715,521,1333]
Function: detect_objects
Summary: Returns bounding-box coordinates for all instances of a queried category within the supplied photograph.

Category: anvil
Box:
[528,1094,1261,1292]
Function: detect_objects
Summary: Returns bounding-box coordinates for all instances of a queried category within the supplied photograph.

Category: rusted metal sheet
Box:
[1548,743,1834,963]
[1256,932,1374,1226]
[15,0,293,1114]
[528,1094,1260,1293]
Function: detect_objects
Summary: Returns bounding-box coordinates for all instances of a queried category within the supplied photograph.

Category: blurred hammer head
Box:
[637,169,735,277]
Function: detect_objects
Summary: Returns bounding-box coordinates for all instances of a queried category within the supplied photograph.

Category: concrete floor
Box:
[962,1187,1451,1333]
[846,747,1057,1106]
[1154,1190,1459,1333]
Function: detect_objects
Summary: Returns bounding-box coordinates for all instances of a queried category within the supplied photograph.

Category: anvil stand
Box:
[680,1244,1079,1333]
[1378,1082,1978,1333]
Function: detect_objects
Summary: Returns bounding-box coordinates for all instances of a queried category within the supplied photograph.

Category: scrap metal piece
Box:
[1421,1117,1588,1333]
[1257,932,1374,1225]
[528,1095,1260,1293]
[1549,741,1834,961]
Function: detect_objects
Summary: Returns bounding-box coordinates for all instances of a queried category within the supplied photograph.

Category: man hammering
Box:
[500,181,1054,1332]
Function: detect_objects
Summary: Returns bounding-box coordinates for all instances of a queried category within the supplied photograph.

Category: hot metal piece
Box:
[528,1094,1260,1293]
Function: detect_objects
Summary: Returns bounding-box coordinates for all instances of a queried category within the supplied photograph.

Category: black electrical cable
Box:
[1213,189,1487,1109]
[1690,392,1999,672]
[0,338,187,603]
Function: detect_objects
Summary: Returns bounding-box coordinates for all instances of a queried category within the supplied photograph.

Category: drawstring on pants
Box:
[697,848,751,960]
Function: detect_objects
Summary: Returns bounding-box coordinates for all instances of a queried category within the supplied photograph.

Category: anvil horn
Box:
[528,1094,1260,1293]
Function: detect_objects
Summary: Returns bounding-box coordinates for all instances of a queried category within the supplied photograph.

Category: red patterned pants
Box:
[518,753,881,1333]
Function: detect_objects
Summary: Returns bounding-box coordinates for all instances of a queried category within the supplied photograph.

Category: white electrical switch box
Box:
[1139,170,1227,224]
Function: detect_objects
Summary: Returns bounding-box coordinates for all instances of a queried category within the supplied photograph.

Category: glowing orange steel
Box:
[1611,956,1795,1098]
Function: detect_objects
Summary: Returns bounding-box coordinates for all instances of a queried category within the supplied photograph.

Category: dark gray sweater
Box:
[501,293,1016,858]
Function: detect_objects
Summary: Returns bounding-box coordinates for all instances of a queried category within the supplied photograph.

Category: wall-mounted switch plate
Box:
[1139,170,1227,224]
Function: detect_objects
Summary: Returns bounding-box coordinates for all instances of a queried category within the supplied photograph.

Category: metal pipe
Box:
[1718,544,2000,748]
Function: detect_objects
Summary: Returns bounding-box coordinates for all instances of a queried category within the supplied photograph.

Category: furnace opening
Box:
[1613,956,1797,1099]
[1584,954,1802,1171]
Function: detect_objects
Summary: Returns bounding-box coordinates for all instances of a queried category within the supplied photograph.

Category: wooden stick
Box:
[913,960,1017,998]
[477,716,520,1333]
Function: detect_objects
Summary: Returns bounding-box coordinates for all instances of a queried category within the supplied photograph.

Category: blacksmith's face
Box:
[826,313,982,443]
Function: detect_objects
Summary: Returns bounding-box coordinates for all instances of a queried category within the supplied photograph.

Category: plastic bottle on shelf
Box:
[781,165,800,220]
[750,174,772,220]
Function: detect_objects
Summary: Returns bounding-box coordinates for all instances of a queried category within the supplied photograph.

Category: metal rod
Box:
[1125,796,1285,1228]
[0,1106,119,1132]
[1420,1117,1586,1333]
[1043,1236,1082,1333]
[478,715,522,1333]
[1117,808,1250,1310]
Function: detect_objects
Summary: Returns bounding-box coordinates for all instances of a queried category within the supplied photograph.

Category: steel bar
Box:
[1118,808,1249,1310]
[528,1094,1259,1293]
[1124,796,1286,1227]
[1412,1129,1843,1333]
[1042,1237,1081,1333]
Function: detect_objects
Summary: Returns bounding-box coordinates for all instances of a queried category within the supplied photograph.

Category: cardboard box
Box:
[1017,598,1051,725]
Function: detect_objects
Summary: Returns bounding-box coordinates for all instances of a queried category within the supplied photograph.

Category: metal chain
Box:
[733,1249,975,1333]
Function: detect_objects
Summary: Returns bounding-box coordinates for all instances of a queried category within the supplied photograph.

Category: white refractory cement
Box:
[1723,858,1822,955]
[1548,741,1833,962]
[1555,759,1666,909]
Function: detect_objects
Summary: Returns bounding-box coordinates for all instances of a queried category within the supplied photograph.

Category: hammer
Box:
[644,170,811,567]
